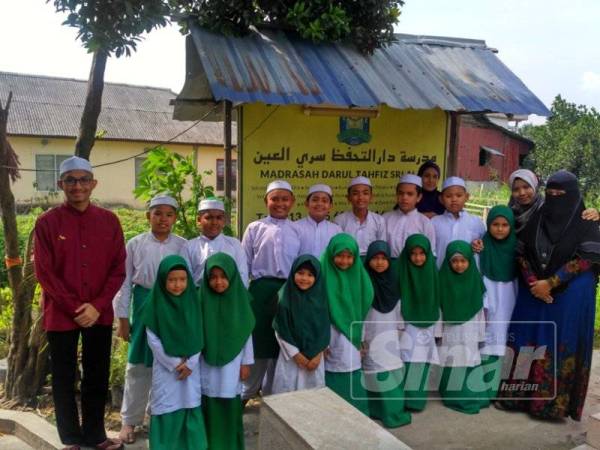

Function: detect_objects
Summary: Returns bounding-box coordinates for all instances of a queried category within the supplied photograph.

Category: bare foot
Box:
[118,424,135,444]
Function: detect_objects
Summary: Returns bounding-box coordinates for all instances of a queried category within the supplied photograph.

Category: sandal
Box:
[94,438,125,450]
[118,425,136,445]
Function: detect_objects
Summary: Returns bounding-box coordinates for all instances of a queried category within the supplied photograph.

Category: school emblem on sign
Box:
[337,117,371,146]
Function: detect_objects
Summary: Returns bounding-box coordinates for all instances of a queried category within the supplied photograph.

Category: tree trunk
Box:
[0,93,21,293]
[1,94,49,406]
[3,231,48,405]
[75,50,108,160]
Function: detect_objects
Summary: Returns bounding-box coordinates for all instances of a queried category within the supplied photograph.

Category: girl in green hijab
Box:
[142,255,207,450]
[438,240,487,415]
[397,234,441,412]
[362,241,412,428]
[272,254,330,394]
[321,233,373,415]
[478,205,518,404]
[199,253,255,450]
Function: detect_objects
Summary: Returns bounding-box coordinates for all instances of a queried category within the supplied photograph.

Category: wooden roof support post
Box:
[447,112,461,176]
[223,100,233,203]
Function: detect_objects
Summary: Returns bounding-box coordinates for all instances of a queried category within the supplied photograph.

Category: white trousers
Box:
[120,363,152,426]
[241,358,276,399]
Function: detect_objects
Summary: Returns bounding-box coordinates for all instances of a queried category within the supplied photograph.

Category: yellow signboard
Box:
[238,103,448,233]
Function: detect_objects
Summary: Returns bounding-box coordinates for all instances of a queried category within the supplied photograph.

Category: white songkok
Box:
[442,176,467,191]
[198,198,225,212]
[308,183,333,198]
[59,156,93,177]
[348,176,372,188]
[149,194,179,210]
[265,180,293,196]
[508,169,538,191]
[399,174,422,187]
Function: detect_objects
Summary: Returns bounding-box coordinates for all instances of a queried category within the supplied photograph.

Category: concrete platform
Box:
[0,434,34,449]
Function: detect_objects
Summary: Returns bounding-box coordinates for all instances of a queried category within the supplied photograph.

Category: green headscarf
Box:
[142,255,203,357]
[272,255,330,359]
[320,233,373,349]
[480,205,517,282]
[439,240,486,324]
[365,241,400,314]
[398,234,440,327]
[200,252,255,366]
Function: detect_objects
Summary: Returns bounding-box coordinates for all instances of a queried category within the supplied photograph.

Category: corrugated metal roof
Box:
[177,25,549,117]
[0,71,234,145]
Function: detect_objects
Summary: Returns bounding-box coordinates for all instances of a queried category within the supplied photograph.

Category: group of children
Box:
[113,164,519,449]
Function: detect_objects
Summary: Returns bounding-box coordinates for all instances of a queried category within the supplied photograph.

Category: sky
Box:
[1,0,599,121]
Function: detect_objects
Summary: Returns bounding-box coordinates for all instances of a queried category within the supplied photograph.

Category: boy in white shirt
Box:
[114,195,187,445]
[431,176,486,268]
[241,180,301,399]
[334,176,386,257]
[294,183,342,258]
[180,198,248,287]
[383,174,436,258]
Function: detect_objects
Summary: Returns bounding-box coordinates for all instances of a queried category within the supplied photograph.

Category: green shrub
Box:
[0,209,40,287]
[109,338,128,388]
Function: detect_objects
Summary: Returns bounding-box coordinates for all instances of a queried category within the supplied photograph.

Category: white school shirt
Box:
[431,210,486,268]
[325,325,363,372]
[271,332,326,394]
[294,216,341,258]
[113,232,187,319]
[480,277,518,357]
[242,216,301,279]
[180,233,248,287]
[362,303,404,374]
[146,329,202,415]
[334,210,386,255]
[383,209,436,258]
[438,308,486,368]
[200,337,254,398]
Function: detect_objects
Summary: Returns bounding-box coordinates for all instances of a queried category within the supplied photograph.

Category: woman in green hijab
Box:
[479,205,518,403]
[272,254,330,394]
[438,240,487,415]
[142,255,207,450]
[397,234,441,412]
[321,233,373,415]
[363,241,412,428]
[199,253,255,450]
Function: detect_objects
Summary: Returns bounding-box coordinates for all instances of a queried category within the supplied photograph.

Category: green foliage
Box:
[0,208,40,287]
[172,0,404,54]
[133,146,224,239]
[49,0,170,56]
[113,208,150,242]
[109,339,128,388]
[522,95,600,196]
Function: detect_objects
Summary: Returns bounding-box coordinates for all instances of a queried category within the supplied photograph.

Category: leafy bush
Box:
[109,338,128,388]
[133,146,232,239]
[0,209,40,287]
[113,208,149,242]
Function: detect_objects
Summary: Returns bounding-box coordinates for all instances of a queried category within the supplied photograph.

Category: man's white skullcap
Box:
[198,198,225,212]
[308,183,333,197]
[265,180,293,196]
[399,174,422,187]
[442,176,466,191]
[149,194,179,210]
[348,176,372,188]
[59,156,93,177]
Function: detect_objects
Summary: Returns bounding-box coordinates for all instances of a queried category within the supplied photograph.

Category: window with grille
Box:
[35,154,70,191]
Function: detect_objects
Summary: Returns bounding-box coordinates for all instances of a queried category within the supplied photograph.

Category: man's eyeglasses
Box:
[61,176,94,186]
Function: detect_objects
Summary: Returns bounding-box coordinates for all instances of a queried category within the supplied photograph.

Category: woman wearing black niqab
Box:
[499,170,600,421]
